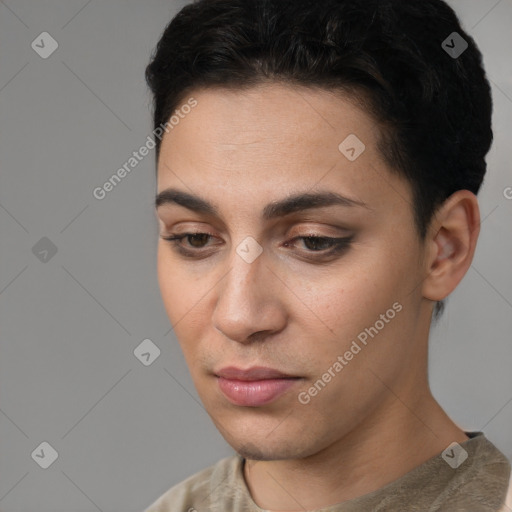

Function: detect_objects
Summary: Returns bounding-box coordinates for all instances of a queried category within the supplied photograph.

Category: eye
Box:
[161,232,353,259]
[285,235,354,255]
[161,232,216,253]
[289,236,342,251]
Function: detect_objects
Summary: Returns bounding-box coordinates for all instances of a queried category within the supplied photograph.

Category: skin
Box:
[155,83,480,511]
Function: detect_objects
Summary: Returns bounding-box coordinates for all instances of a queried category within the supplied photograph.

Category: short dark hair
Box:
[145,0,493,321]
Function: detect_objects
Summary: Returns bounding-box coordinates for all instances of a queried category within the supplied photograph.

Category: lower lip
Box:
[217,377,300,406]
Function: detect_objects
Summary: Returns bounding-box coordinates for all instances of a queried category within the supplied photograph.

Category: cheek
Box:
[157,247,214,344]
[157,247,192,322]
[301,260,385,319]
[300,247,413,356]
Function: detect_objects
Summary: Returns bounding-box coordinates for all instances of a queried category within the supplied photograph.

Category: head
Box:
[146,0,491,460]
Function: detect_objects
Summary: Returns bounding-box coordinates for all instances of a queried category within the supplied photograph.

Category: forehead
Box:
[159,83,378,158]
[156,83,412,224]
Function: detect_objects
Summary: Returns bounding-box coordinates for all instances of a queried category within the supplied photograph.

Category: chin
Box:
[236,442,280,461]
[218,424,313,461]
[235,440,300,461]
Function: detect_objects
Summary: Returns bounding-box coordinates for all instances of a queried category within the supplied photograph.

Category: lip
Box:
[215,366,301,406]
[215,366,298,381]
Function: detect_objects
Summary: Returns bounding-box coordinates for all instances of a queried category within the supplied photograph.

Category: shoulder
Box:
[499,473,512,512]
[143,455,241,512]
[443,433,511,511]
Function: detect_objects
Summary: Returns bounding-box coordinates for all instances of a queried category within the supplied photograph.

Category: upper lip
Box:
[215,366,299,381]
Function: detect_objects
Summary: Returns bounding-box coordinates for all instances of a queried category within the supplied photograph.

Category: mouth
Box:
[214,366,302,407]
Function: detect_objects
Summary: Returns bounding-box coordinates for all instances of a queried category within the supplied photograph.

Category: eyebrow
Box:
[155,187,371,220]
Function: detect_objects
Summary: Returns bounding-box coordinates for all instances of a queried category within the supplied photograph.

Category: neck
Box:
[243,391,469,511]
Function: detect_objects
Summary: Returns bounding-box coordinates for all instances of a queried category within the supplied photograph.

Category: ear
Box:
[422,190,481,303]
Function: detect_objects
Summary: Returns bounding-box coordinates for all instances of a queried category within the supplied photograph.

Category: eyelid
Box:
[287,225,352,237]
[158,222,217,240]
[158,216,353,233]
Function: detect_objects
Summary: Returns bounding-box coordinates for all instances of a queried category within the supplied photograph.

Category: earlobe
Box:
[421,190,480,303]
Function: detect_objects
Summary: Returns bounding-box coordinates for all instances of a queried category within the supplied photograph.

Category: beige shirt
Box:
[144,432,511,511]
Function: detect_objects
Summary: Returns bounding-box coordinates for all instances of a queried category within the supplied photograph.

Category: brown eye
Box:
[301,236,337,251]
[186,233,211,248]
[161,232,353,260]
[285,235,353,255]
[160,232,217,255]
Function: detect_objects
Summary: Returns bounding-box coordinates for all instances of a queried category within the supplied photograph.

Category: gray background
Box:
[0,1,511,511]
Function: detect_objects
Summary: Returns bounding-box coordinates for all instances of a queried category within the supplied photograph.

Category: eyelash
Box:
[160,232,353,259]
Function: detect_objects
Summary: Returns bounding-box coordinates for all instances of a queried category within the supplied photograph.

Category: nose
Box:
[211,244,287,344]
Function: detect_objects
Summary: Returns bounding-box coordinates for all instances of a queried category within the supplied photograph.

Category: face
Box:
[155,83,430,461]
